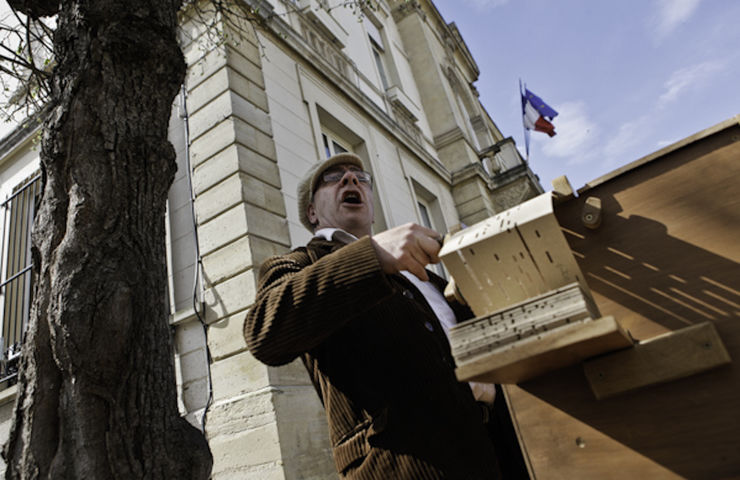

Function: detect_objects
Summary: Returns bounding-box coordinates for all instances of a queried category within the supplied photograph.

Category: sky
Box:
[433,0,740,191]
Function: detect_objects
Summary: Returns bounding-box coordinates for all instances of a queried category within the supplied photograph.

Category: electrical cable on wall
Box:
[180,84,214,432]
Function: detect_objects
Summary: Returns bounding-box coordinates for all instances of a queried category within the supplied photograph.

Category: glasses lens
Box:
[322,169,372,185]
[356,172,372,184]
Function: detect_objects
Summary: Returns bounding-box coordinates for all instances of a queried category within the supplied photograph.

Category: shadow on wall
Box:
[564,209,739,337]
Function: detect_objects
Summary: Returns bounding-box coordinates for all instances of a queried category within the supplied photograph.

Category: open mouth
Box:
[342,191,362,205]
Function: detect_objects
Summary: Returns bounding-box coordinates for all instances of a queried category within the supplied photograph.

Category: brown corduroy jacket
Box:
[244,236,500,479]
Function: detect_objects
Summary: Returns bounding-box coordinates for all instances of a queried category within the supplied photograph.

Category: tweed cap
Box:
[297,152,366,232]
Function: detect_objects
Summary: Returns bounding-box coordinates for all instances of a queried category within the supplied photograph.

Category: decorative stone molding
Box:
[478,144,501,175]
[451,161,488,187]
[297,0,349,47]
[386,85,419,122]
[442,31,456,66]
[299,18,350,76]
[492,177,536,212]
[433,125,465,150]
[243,0,275,20]
[390,101,422,147]
[470,114,485,132]
[443,64,458,89]
[390,0,425,23]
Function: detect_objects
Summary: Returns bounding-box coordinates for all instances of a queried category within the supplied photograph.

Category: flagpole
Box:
[519,79,530,162]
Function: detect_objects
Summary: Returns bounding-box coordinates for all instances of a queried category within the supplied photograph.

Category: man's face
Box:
[307,163,374,237]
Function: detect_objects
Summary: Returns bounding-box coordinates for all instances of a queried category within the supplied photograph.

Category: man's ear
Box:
[307,203,317,225]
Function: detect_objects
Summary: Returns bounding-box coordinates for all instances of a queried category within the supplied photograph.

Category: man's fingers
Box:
[404,256,429,282]
[417,234,442,264]
[413,224,442,239]
[405,247,432,281]
[371,223,444,279]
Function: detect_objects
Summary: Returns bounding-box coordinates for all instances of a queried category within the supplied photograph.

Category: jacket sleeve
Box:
[244,236,396,366]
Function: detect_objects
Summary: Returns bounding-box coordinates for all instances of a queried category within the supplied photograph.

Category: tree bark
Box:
[2,1,213,478]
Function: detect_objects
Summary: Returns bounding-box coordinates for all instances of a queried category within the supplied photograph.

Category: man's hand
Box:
[371,223,443,281]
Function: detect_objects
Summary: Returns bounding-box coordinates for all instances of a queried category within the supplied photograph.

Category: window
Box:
[371,40,389,90]
[321,129,351,159]
[417,201,433,231]
[365,18,390,91]
[0,173,41,387]
[415,194,447,279]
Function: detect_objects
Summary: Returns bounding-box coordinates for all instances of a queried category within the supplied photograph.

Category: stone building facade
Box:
[0,0,541,477]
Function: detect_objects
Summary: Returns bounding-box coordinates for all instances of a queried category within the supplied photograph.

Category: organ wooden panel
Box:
[504,117,740,479]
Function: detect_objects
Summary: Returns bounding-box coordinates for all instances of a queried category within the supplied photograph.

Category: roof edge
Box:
[577,114,740,195]
[0,111,46,161]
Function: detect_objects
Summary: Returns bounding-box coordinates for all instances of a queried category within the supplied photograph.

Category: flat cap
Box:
[297,152,365,232]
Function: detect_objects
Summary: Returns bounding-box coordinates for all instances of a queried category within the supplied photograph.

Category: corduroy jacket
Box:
[244,236,500,479]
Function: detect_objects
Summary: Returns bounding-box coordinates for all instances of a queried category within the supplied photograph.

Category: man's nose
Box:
[341,171,360,185]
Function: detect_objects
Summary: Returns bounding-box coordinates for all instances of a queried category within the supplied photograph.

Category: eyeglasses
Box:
[320,168,372,186]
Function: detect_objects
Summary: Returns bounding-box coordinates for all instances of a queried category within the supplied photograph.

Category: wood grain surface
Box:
[505,121,740,479]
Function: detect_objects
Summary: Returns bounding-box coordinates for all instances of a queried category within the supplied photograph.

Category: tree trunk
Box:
[2,1,213,478]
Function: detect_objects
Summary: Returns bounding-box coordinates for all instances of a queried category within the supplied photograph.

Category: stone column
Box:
[392,2,480,172]
[180,8,334,479]
[451,164,496,226]
[392,1,496,226]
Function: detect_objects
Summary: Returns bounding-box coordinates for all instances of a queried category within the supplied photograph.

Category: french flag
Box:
[522,88,558,137]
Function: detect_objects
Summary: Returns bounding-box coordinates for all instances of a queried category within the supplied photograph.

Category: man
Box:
[244,153,501,479]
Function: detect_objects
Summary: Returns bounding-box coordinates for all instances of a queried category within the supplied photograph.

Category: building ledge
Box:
[386,86,419,122]
[297,0,349,48]
[0,112,45,164]
[0,384,17,407]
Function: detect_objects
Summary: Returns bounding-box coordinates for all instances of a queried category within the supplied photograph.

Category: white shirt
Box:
[314,227,495,404]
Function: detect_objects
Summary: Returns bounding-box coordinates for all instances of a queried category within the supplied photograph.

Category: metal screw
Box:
[575,437,586,448]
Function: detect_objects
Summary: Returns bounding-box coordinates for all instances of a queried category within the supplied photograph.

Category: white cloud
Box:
[603,117,647,162]
[654,0,702,38]
[461,0,509,12]
[658,60,724,106]
[602,114,687,169]
[537,101,599,165]
[599,58,724,169]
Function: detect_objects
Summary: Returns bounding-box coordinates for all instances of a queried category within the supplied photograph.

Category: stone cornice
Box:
[420,1,478,80]
[446,22,479,80]
[451,159,543,195]
[451,161,488,187]
[248,0,276,20]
